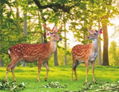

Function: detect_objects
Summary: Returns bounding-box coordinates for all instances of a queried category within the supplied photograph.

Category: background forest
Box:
[0,0,119,67]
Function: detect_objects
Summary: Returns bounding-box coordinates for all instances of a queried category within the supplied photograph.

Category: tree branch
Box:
[33,0,71,12]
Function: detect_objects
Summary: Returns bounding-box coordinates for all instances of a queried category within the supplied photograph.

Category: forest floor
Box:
[0,65,119,92]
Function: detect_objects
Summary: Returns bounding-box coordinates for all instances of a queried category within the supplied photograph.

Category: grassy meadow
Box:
[0,65,119,92]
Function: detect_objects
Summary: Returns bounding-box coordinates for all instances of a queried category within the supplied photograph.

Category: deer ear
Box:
[43,24,52,32]
[88,30,94,34]
[52,26,58,32]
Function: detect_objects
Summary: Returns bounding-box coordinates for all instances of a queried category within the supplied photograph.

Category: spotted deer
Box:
[72,29,102,83]
[5,24,62,81]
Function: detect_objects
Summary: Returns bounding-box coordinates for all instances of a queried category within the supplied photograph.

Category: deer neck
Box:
[92,38,98,52]
[49,40,57,53]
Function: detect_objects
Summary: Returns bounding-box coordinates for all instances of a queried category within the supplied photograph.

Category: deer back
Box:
[8,43,52,61]
[72,43,93,61]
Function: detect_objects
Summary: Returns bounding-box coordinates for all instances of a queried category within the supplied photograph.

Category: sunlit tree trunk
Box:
[101,0,112,66]
[53,23,59,66]
[98,20,102,65]
[23,12,27,36]
[15,0,21,32]
[22,12,27,67]
[38,12,44,43]
[0,58,4,67]
[64,24,67,65]
[54,47,59,66]
[102,21,109,66]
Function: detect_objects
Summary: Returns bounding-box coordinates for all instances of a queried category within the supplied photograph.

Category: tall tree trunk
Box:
[64,25,67,65]
[54,47,59,66]
[102,22,109,66]
[23,12,27,35]
[38,12,44,43]
[101,0,112,66]
[22,12,27,67]
[40,10,49,65]
[53,23,59,66]
[63,14,67,65]
[15,0,21,32]
[0,58,4,67]
[98,21,102,65]
[64,31,67,65]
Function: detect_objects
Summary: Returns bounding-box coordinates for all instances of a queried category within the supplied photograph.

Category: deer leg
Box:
[85,61,89,83]
[91,61,96,83]
[72,61,79,80]
[72,68,73,80]
[5,64,12,81]
[5,71,8,81]
[37,60,42,81]
[44,63,49,81]
[11,64,18,81]
[5,59,18,81]
[11,69,16,81]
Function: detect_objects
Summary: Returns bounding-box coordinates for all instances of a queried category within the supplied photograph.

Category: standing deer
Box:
[5,24,62,81]
[72,29,102,83]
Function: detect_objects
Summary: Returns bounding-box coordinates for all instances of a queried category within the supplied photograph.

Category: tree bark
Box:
[53,23,59,66]
[64,29,67,65]
[33,0,72,12]
[54,47,59,66]
[23,12,27,36]
[64,23,67,65]
[102,22,109,66]
[98,36,102,65]
[101,0,112,66]
[22,11,28,67]
[15,0,21,32]
[0,58,4,67]
[22,12,27,67]
[98,21,102,65]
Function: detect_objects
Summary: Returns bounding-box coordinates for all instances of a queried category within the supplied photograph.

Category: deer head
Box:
[88,29,102,40]
[43,24,62,41]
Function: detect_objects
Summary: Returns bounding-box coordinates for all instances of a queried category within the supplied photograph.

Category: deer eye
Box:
[53,34,56,37]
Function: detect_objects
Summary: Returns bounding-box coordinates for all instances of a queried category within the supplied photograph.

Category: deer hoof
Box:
[37,79,40,82]
[93,80,97,84]
[72,78,78,81]
[37,78,40,82]
[2,79,8,83]
[83,81,88,85]
[44,78,48,81]
[12,80,16,82]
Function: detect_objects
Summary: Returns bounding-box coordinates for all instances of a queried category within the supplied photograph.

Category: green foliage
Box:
[65,81,119,92]
[41,80,117,92]
[109,41,119,66]
[42,81,67,88]
[0,80,25,92]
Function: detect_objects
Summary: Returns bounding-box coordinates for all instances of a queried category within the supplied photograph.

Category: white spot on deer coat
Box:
[8,50,10,54]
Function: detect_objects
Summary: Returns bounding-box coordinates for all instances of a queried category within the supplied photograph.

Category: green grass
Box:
[0,65,119,92]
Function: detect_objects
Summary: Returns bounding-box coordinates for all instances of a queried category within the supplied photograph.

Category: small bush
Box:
[42,81,67,88]
[0,80,25,92]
